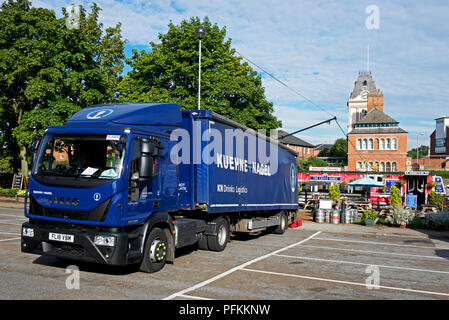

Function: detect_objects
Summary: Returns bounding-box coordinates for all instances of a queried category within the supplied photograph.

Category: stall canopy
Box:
[348,177,385,188]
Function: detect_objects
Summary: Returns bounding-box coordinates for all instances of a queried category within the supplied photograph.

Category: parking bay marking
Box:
[274,254,449,275]
[313,237,449,250]
[296,244,448,260]
[241,268,449,298]
[0,221,23,226]
[0,231,20,236]
[163,231,322,300]
[0,213,26,218]
[0,237,21,242]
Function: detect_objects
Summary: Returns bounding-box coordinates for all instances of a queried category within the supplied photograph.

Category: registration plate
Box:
[49,232,74,243]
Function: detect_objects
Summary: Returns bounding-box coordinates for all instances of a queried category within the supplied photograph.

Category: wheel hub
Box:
[149,239,166,263]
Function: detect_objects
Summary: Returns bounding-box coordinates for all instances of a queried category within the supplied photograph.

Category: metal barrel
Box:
[341,210,352,224]
[324,209,331,223]
[315,208,325,223]
[331,209,340,224]
[351,209,359,222]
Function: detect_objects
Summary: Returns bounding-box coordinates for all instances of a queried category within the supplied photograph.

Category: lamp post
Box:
[195,26,206,110]
[416,132,424,170]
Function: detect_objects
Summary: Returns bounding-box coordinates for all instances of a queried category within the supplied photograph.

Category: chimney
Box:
[367,89,383,113]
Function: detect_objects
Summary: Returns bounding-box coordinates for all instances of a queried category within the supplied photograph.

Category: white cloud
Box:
[14,0,449,150]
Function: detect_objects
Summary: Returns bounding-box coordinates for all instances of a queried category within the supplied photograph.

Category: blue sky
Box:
[26,1,449,150]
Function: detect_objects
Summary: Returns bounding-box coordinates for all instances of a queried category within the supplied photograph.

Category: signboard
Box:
[385,179,398,193]
[433,176,446,194]
[404,171,429,176]
[319,199,333,209]
[406,194,417,208]
[11,174,23,189]
[310,174,341,182]
[309,167,341,172]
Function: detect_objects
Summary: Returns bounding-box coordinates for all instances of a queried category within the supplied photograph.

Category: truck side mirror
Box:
[139,139,158,180]
[31,138,41,151]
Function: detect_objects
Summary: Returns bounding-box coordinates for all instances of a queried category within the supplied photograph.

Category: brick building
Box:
[347,72,408,172]
[278,130,314,158]
[413,116,449,170]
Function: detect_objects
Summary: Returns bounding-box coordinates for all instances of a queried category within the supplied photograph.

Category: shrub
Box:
[16,190,27,196]
[387,207,416,226]
[428,191,444,211]
[390,186,401,207]
[362,210,377,220]
[328,182,340,202]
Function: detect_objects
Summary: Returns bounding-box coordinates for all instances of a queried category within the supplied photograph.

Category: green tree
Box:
[0,1,125,174]
[390,185,402,208]
[328,138,347,158]
[118,17,281,130]
[328,182,340,202]
[297,157,329,170]
[407,145,429,159]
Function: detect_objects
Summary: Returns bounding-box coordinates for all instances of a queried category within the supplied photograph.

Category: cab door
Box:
[126,136,162,219]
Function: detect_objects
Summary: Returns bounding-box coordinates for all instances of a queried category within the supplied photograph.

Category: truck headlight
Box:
[22,227,34,237]
[94,235,115,247]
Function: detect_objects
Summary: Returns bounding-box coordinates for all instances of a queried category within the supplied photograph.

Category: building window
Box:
[369,138,374,150]
[385,162,391,172]
[363,139,367,150]
[392,138,397,150]
[357,139,362,150]
[380,138,385,150]
[386,138,391,149]
[392,162,397,171]
[379,162,385,171]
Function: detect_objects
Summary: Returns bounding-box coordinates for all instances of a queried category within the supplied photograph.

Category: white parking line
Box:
[0,231,20,236]
[274,254,449,274]
[0,237,21,242]
[241,268,449,298]
[177,294,214,300]
[0,221,23,226]
[0,218,27,222]
[296,244,448,260]
[0,213,25,218]
[162,231,322,300]
[313,237,449,250]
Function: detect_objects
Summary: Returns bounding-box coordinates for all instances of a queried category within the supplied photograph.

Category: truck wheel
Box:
[273,212,288,235]
[197,234,209,250]
[207,217,230,252]
[140,227,168,273]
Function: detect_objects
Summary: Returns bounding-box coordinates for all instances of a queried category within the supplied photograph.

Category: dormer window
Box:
[361,80,368,90]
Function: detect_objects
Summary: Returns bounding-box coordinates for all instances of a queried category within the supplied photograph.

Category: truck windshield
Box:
[34,134,126,180]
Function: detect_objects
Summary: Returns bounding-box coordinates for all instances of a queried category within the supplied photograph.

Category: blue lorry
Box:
[21,103,298,272]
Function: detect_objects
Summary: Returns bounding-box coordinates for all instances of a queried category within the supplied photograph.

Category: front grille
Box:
[34,220,90,232]
[29,195,111,222]
[49,243,85,257]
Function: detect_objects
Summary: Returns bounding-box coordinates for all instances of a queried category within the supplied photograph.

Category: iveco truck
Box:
[21,103,298,272]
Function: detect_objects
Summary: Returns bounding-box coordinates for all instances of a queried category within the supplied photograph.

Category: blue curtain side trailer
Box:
[21,103,299,273]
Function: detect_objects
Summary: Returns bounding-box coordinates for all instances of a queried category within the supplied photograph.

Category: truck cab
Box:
[22,103,184,272]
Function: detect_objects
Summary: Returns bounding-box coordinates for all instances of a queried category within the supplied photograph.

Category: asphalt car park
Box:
[1,204,449,300]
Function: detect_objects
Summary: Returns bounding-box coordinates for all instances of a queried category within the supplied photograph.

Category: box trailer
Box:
[21,103,298,272]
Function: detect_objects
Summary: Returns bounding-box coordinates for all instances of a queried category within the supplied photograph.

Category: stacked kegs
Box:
[324,209,331,223]
[314,208,325,223]
[341,208,357,224]
[331,209,340,224]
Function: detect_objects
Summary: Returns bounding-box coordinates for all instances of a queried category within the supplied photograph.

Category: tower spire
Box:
[367,45,370,73]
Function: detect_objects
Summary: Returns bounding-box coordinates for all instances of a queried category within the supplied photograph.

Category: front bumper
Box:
[21,220,141,266]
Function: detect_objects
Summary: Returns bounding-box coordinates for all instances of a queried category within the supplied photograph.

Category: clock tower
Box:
[347,71,378,133]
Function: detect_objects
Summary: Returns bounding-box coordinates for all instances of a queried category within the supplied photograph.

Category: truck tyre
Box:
[140,227,168,273]
[197,234,209,250]
[207,217,230,252]
[273,212,288,235]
